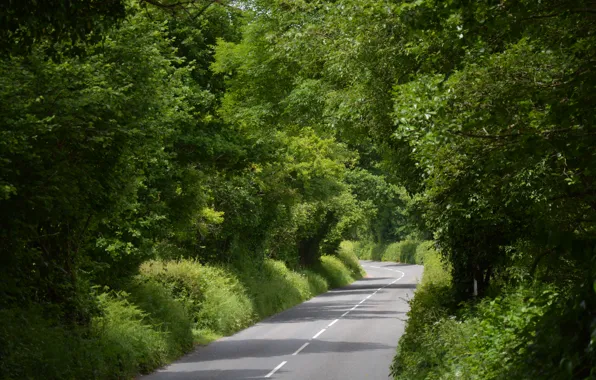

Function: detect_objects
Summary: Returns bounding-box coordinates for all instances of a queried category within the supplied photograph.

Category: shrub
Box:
[0,287,193,380]
[382,240,419,264]
[347,240,372,259]
[0,307,97,379]
[414,241,435,265]
[125,279,194,358]
[391,244,581,380]
[0,257,364,379]
[139,260,255,338]
[316,255,354,288]
[302,270,329,295]
[337,242,366,278]
[391,245,453,379]
[93,292,170,375]
[346,240,388,261]
[239,259,313,319]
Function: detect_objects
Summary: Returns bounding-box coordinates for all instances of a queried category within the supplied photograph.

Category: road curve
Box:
[141,260,423,380]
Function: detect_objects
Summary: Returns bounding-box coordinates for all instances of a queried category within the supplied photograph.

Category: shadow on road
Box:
[184,338,390,362]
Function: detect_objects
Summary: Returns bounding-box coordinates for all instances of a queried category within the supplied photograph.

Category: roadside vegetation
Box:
[2,0,595,379]
[349,240,427,265]
[0,248,361,379]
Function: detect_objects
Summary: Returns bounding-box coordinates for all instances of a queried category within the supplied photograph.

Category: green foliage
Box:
[140,256,362,344]
[393,282,577,380]
[302,270,330,296]
[238,259,313,319]
[316,256,355,288]
[124,280,194,357]
[0,256,363,379]
[349,239,425,265]
[348,240,385,261]
[382,241,419,264]
[336,242,366,278]
[0,286,193,379]
[140,260,255,337]
[391,245,454,380]
[5,0,595,377]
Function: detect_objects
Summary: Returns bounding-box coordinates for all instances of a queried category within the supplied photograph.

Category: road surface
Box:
[141,260,423,380]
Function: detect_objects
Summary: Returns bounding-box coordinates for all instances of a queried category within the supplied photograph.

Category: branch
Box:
[523,8,596,20]
[140,0,196,9]
[450,130,522,139]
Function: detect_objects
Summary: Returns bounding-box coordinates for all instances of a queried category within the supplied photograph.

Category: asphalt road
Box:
[141,260,424,380]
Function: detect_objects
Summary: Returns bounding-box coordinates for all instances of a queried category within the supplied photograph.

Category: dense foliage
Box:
[1,0,595,378]
[0,1,394,378]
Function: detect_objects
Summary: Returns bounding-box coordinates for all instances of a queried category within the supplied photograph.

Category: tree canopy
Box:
[1,0,595,377]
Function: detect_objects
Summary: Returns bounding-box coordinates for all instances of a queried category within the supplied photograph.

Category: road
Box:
[141,260,423,380]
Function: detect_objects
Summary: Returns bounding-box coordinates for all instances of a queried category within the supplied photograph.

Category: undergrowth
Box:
[348,239,430,265]
[0,248,363,379]
[390,244,591,380]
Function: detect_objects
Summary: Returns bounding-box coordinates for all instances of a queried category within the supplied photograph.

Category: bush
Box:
[0,307,97,379]
[140,256,362,342]
[391,244,584,380]
[346,240,372,259]
[302,270,329,295]
[93,292,171,375]
[316,255,354,288]
[414,241,435,265]
[139,260,255,338]
[382,240,419,264]
[0,256,363,379]
[391,245,453,380]
[239,259,313,319]
[393,285,567,380]
[125,279,194,358]
[337,241,366,278]
[347,240,388,261]
[348,239,430,264]
[0,286,193,380]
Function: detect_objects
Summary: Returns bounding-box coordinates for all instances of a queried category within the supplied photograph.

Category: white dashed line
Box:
[288,262,406,365]
[312,328,326,340]
[292,342,309,356]
[265,361,287,378]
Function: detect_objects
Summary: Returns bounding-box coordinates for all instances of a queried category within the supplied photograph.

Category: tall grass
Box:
[348,239,426,264]
[337,241,366,278]
[382,240,419,263]
[0,284,194,379]
[140,260,256,339]
[390,244,452,380]
[391,243,572,379]
[0,252,363,379]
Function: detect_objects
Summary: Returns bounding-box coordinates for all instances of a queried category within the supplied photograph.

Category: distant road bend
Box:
[142,261,423,380]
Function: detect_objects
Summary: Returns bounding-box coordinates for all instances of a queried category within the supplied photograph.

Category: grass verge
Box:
[389,243,579,379]
[0,249,363,379]
[347,239,431,265]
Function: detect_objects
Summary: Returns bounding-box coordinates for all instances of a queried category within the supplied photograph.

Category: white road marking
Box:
[312,328,326,339]
[292,343,309,356]
[265,361,287,378]
[293,264,407,364]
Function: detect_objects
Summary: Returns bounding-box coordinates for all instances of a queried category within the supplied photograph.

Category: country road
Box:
[141,261,423,380]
